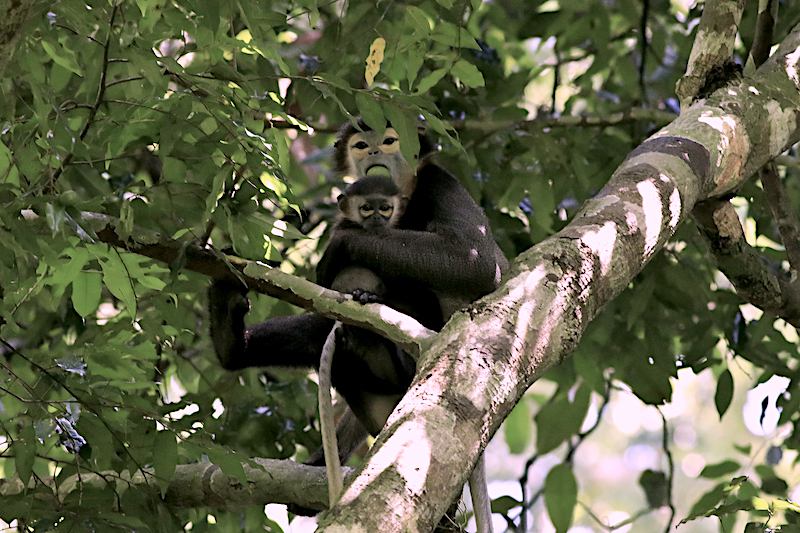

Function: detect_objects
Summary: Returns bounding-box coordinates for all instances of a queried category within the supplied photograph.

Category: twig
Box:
[639,0,650,101]
[659,409,676,532]
[48,3,120,190]
[0,337,152,487]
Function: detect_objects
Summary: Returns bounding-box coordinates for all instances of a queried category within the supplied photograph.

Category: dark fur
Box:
[207,122,508,462]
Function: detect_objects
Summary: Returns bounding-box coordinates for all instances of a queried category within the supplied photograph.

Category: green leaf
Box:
[153,431,178,496]
[71,271,102,317]
[544,464,577,533]
[383,104,420,165]
[714,368,734,419]
[101,251,137,317]
[15,420,36,487]
[452,59,485,88]
[535,385,590,454]
[503,397,531,454]
[490,495,521,515]
[435,0,454,7]
[208,447,247,483]
[700,460,740,478]
[416,68,448,93]
[41,40,83,77]
[0,141,19,187]
[355,93,386,133]
[639,469,667,508]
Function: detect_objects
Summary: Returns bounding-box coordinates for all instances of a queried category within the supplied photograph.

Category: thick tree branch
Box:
[318,23,800,531]
[675,0,744,106]
[0,458,344,512]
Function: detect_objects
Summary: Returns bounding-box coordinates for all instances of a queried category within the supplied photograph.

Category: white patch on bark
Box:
[636,180,663,257]
[578,222,617,276]
[339,419,433,504]
[786,46,800,87]
[698,113,736,167]
[765,100,796,156]
[668,184,682,230]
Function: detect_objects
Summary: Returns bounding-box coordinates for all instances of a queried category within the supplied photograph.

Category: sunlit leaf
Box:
[365,37,386,87]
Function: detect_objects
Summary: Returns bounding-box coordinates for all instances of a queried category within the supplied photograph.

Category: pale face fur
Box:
[344,128,416,198]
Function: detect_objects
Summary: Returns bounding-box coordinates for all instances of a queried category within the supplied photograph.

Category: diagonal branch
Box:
[318,21,800,531]
[45,212,436,356]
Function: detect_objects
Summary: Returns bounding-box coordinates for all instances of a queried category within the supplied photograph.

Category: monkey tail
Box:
[319,321,344,506]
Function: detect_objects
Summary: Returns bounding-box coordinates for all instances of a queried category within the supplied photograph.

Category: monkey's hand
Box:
[350,288,382,305]
[207,280,249,369]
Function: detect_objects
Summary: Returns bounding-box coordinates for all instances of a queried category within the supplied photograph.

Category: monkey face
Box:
[344,128,415,194]
[339,192,406,230]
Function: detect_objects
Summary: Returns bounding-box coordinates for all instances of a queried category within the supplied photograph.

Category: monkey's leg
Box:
[208,280,334,369]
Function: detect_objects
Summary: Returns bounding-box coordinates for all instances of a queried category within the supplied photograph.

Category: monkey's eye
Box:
[351,141,369,150]
[382,137,398,146]
[378,204,393,216]
[359,205,374,216]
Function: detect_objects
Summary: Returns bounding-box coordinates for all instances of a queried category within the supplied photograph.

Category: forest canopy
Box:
[2,0,800,532]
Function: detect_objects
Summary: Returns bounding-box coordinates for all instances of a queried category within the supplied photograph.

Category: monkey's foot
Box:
[351,289,382,304]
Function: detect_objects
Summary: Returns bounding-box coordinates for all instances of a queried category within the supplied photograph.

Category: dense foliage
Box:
[2,0,800,531]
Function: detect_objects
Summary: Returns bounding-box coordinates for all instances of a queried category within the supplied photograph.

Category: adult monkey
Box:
[208,120,508,528]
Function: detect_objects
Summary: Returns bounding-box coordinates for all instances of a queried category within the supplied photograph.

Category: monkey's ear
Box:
[337,194,346,209]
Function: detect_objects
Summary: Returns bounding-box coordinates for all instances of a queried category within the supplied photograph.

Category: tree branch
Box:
[317,22,800,530]
[48,3,119,190]
[0,457,345,512]
[693,200,800,326]
[53,212,436,356]
[675,0,745,106]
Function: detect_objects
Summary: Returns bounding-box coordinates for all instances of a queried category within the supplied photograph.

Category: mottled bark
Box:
[675,0,745,106]
[0,458,342,511]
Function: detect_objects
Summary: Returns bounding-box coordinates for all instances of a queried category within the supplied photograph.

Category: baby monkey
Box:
[316,176,413,505]
[331,176,408,303]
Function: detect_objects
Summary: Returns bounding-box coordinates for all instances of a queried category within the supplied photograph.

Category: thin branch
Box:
[104,75,145,89]
[747,0,779,70]
[760,166,800,275]
[639,0,650,101]
[747,1,800,276]
[0,337,152,486]
[48,3,119,190]
[659,409,676,533]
